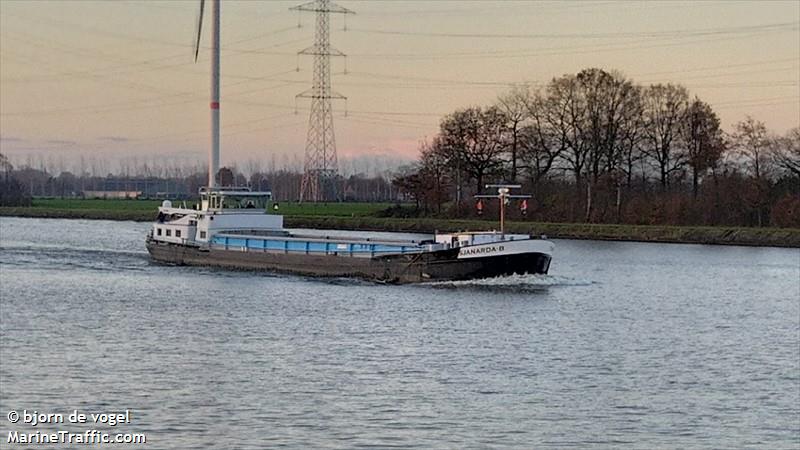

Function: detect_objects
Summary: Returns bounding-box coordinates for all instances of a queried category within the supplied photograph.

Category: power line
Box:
[632,57,800,77]
[346,71,527,87]
[712,95,800,107]
[348,21,798,40]
[684,81,799,89]
[356,1,626,17]
[639,65,800,83]
[0,69,299,117]
[714,98,800,110]
[345,26,797,61]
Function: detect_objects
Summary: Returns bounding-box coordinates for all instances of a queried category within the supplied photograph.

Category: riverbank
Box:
[2,206,798,248]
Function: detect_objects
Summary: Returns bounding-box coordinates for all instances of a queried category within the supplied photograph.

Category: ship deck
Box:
[211,231,428,258]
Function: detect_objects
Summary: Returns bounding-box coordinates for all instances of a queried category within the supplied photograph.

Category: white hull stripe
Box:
[457,239,554,259]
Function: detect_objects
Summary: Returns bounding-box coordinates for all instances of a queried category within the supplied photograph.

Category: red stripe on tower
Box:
[210,102,220,109]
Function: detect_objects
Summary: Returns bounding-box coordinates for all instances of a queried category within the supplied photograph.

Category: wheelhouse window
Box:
[218,195,269,210]
[157,228,162,236]
[176,230,181,238]
[166,229,172,237]
[200,231,207,239]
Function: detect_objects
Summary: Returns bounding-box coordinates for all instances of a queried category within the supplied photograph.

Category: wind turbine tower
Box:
[291,0,354,202]
[194,0,221,188]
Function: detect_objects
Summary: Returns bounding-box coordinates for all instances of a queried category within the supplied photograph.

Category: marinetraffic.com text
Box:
[6,409,146,445]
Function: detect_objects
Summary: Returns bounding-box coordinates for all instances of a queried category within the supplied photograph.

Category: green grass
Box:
[32,198,162,211]
[29,198,393,217]
[4,198,797,247]
[283,216,800,248]
[269,202,394,217]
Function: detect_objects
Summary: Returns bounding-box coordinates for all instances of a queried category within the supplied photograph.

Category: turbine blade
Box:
[194,0,205,62]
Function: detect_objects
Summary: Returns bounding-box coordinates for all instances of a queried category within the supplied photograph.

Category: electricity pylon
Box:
[292,0,354,202]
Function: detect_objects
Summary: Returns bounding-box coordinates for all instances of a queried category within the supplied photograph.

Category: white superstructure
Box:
[150,187,282,246]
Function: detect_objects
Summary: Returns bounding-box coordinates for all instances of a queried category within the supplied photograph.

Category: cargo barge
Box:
[145,187,554,283]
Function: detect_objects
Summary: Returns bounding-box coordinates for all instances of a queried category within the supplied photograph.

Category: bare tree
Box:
[497,85,533,182]
[682,98,725,198]
[547,74,590,186]
[518,88,563,186]
[574,68,638,220]
[438,106,507,194]
[642,83,689,189]
[770,127,800,177]
[732,116,771,181]
[617,85,645,188]
[732,116,772,226]
[0,153,11,181]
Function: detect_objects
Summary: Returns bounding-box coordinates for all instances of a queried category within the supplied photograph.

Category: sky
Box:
[0,0,798,175]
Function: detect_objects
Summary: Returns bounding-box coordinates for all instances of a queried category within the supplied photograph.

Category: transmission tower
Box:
[292,0,354,202]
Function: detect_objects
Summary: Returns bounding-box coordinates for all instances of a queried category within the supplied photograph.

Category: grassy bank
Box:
[283,216,800,248]
[2,199,798,247]
[24,198,391,217]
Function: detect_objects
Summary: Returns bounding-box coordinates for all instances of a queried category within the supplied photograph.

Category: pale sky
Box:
[1,0,798,173]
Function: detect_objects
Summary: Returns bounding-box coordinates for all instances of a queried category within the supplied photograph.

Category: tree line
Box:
[0,155,397,204]
[393,68,799,228]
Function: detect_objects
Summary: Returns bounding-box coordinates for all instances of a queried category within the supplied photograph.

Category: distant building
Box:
[82,190,142,199]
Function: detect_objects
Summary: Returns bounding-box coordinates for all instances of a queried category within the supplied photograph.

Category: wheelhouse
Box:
[199,186,272,212]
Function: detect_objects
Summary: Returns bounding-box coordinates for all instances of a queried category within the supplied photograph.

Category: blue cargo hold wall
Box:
[211,235,420,257]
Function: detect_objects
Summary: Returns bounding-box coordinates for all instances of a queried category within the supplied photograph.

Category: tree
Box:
[418,138,452,213]
[517,89,563,186]
[547,74,590,187]
[438,106,507,194]
[771,127,800,177]
[575,68,638,221]
[392,167,423,208]
[617,85,645,188]
[497,85,532,182]
[0,153,11,179]
[0,153,32,206]
[681,98,725,198]
[731,116,772,226]
[642,83,689,189]
[217,167,235,186]
[732,116,771,181]
[574,68,635,179]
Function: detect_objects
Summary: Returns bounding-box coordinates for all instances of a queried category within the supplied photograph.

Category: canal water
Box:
[1,217,798,448]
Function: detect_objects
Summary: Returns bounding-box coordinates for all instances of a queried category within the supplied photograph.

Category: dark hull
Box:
[146,238,551,284]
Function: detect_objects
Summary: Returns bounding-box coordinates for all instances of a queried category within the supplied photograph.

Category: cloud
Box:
[45,139,77,146]
[97,136,133,143]
[0,135,24,143]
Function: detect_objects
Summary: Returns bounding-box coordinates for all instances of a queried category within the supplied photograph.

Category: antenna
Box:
[475,184,531,237]
[291,0,354,202]
[194,0,220,188]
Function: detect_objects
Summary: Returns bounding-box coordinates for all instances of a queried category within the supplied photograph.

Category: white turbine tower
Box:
[194,0,220,188]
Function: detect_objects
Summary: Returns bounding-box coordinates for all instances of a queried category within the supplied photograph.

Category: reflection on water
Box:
[1,217,799,448]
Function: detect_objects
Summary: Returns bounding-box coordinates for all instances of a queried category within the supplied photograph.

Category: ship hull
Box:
[146,238,551,284]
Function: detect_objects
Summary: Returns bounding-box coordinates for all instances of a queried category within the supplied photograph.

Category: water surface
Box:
[1,217,798,448]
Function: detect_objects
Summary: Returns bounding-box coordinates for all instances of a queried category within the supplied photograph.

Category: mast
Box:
[476,184,531,237]
[209,0,220,188]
